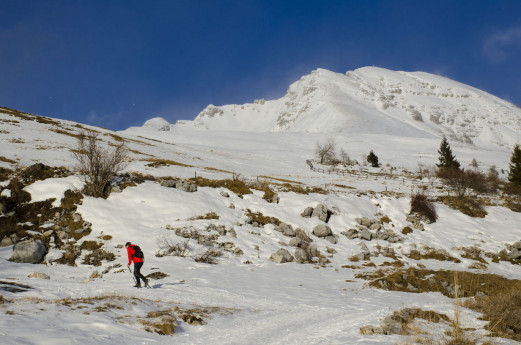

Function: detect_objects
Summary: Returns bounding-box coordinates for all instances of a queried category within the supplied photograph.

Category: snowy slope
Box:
[162,67,521,149]
[1,75,521,345]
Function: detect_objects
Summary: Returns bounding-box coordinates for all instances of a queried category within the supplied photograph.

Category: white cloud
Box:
[484,26,521,62]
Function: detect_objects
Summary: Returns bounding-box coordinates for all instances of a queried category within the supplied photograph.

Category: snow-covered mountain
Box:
[164,67,521,149]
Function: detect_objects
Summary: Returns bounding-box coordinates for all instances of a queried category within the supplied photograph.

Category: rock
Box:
[111,186,122,193]
[311,204,328,222]
[301,207,313,218]
[220,190,230,198]
[312,225,332,238]
[10,239,47,263]
[358,242,369,252]
[508,249,521,260]
[342,229,359,240]
[360,228,372,241]
[160,179,178,188]
[270,248,293,263]
[0,236,15,247]
[270,193,279,204]
[176,181,197,192]
[28,272,50,280]
[294,248,309,263]
[295,228,312,242]
[228,229,237,238]
[58,231,70,240]
[360,325,385,335]
[307,243,320,258]
[359,217,372,227]
[353,252,370,261]
[83,271,103,283]
[288,238,301,247]
[369,222,381,231]
[279,223,296,237]
[325,236,338,244]
[512,241,521,250]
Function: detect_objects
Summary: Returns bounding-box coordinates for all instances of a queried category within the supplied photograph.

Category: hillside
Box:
[1,88,521,345]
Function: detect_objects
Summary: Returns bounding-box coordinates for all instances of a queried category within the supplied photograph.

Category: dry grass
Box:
[49,128,83,139]
[437,196,487,218]
[144,158,193,168]
[410,192,438,222]
[402,226,414,235]
[464,288,521,341]
[405,247,461,263]
[0,156,16,164]
[363,267,521,298]
[190,177,253,196]
[188,212,220,220]
[245,209,281,226]
[257,175,303,184]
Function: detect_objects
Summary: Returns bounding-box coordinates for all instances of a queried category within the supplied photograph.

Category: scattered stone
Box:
[228,229,237,238]
[28,272,50,280]
[301,207,313,218]
[360,325,385,335]
[83,271,103,283]
[220,190,230,198]
[325,236,338,244]
[160,179,178,188]
[270,248,293,263]
[311,204,328,222]
[278,223,296,237]
[312,225,332,238]
[10,239,47,263]
[295,228,312,242]
[341,229,359,240]
[360,228,372,241]
[294,248,309,263]
[288,238,301,247]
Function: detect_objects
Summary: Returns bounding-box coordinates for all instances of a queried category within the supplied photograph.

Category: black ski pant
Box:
[134,261,146,284]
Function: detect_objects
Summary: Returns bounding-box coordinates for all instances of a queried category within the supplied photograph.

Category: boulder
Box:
[325,236,338,244]
[288,238,301,247]
[176,181,197,193]
[279,223,296,237]
[294,248,309,263]
[312,225,332,238]
[360,228,372,241]
[270,248,293,263]
[311,204,328,222]
[342,229,359,240]
[220,190,230,198]
[301,207,313,218]
[295,228,312,242]
[358,217,372,227]
[28,272,50,280]
[160,179,178,188]
[10,239,47,263]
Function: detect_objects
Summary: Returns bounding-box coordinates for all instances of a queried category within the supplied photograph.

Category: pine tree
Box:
[437,137,460,170]
[508,144,521,185]
[367,150,379,167]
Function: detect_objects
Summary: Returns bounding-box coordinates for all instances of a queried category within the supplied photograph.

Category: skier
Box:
[125,242,149,288]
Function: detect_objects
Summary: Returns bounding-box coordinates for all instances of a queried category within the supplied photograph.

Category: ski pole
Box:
[128,267,137,285]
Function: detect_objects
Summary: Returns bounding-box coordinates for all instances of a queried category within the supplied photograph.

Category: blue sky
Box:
[1,0,521,130]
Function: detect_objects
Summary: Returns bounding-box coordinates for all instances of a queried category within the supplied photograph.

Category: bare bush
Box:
[410,192,437,222]
[156,236,190,257]
[194,247,222,264]
[315,138,336,164]
[437,168,490,197]
[73,130,128,198]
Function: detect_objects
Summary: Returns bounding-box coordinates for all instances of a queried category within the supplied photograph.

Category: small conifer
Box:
[508,144,521,185]
[367,150,379,167]
[437,137,460,170]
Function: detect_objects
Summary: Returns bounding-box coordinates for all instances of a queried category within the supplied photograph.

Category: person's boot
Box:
[133,282,142,288]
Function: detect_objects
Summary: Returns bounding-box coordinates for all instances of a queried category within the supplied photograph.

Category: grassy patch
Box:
[278,183,327,195]
[401,226,413,235]
[204,167,233,173]
[258,175,303,184]
[80,241,102,251]
[437,195,487,218]
[190,177,253,196]
[188,212,220,220]
[0,156,16,164]
[144,158,193,168]
[82,249,116,266]
[245,209,281,226]
[405,247,461,263]
[364,267,521,298]
[49,128,82,139]
[464,288,521,341]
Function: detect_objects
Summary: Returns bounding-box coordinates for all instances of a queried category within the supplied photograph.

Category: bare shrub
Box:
[194,247,222,264]
[73,129,129,198]
[410,192,437,222]
[437,168,490,197]
[315,138,336,164]
[156,237,189,257]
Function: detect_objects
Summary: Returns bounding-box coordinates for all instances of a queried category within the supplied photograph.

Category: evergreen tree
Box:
[367,150,379,167]
[436,137,460,170]
[508,144,521,185]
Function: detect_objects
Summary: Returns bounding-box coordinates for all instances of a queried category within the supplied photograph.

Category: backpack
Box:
[133,245,144,259]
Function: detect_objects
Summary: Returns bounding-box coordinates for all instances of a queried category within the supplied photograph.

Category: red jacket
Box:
[127,245,143,265]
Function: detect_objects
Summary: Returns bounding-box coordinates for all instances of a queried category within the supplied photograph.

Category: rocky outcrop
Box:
[160,178,197,192]
[301,203,331,222]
